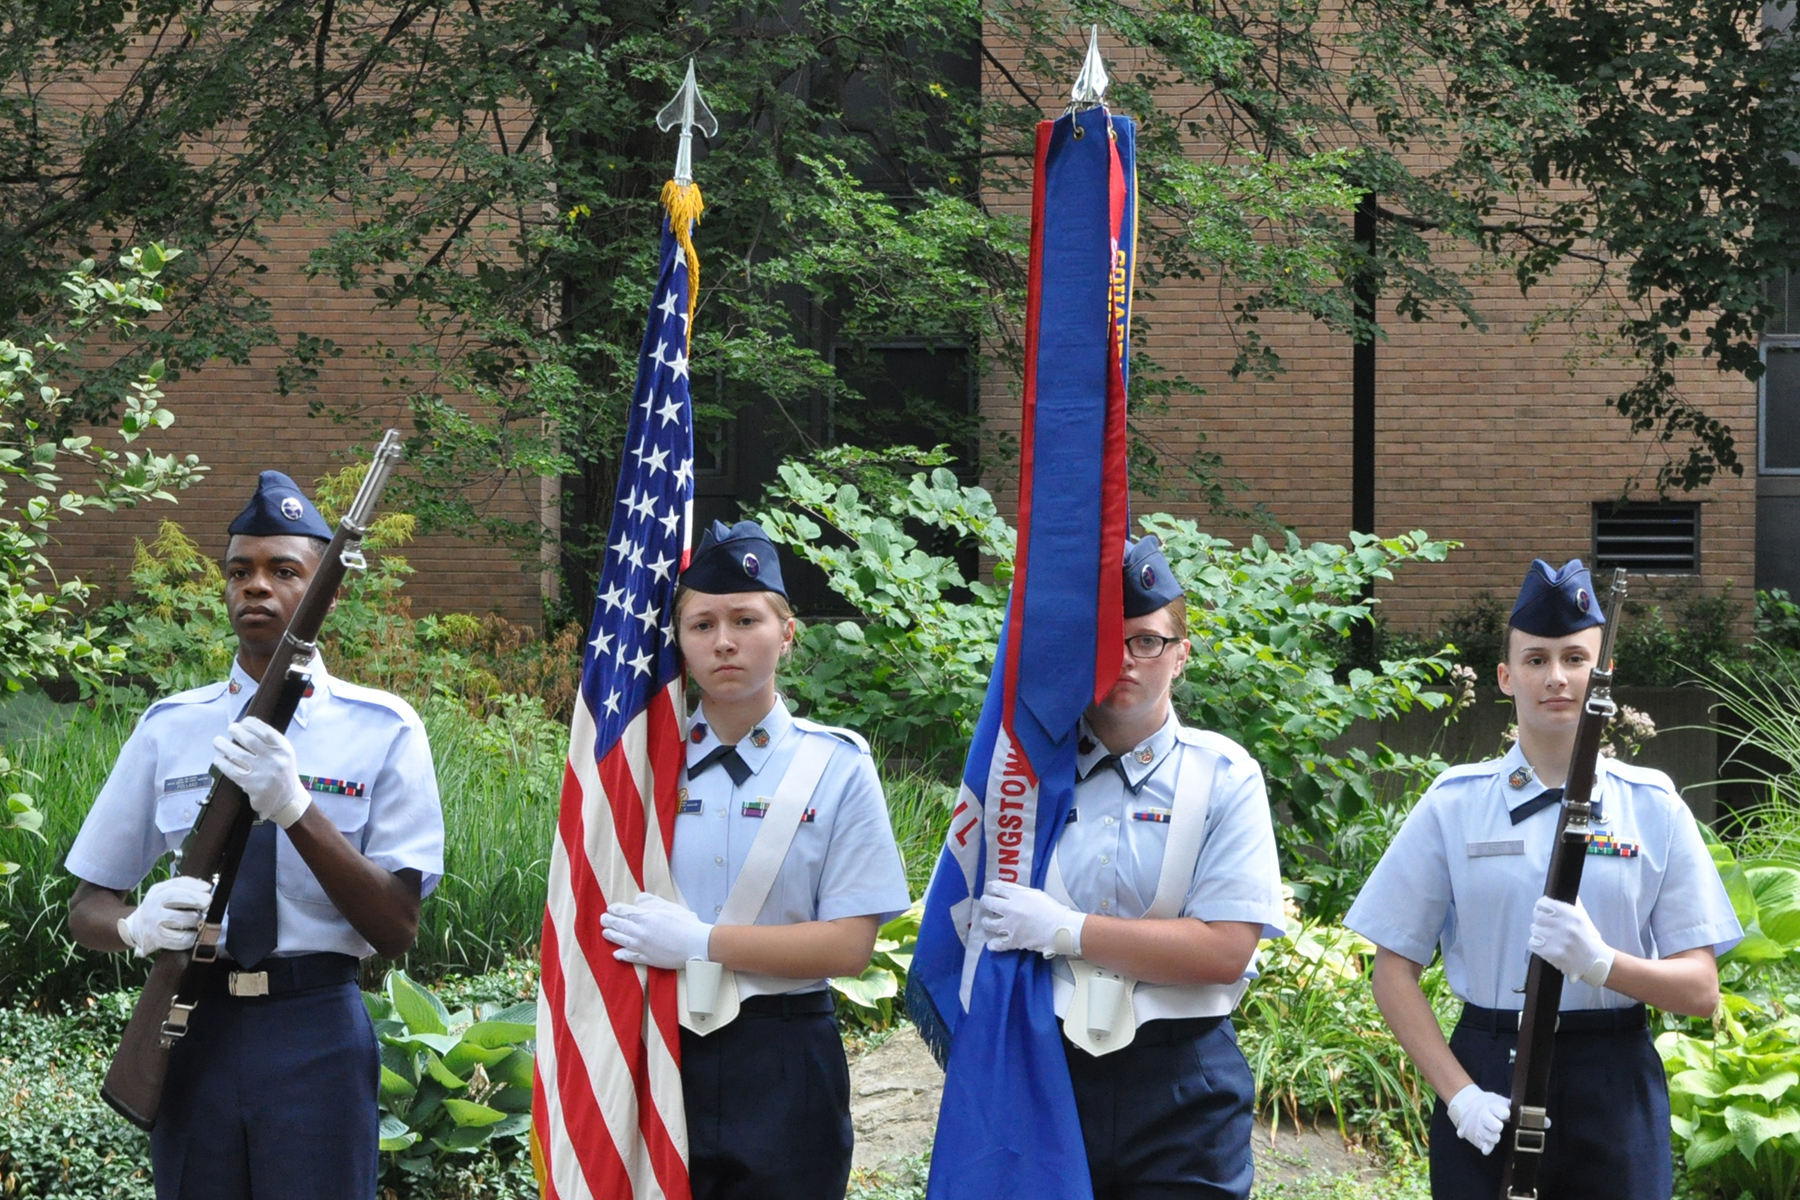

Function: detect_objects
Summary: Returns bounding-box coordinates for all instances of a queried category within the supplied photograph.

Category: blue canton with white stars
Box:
[580,218,697,751]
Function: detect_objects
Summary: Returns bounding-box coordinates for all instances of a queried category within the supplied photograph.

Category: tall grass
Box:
[1710,652,1800,860]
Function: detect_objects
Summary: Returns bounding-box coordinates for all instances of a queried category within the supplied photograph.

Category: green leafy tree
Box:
[0,244,204,882]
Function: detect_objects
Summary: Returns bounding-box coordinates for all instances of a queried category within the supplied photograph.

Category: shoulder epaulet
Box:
[1434,759,1505,786]
[1171,725,1252,766]
[1600,756,1679,795]
[791,715,871,756]
[326,679,423,725]
[142,681,231,718]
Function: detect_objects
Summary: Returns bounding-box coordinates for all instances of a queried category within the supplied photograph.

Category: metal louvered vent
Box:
[1592,502,1700,574]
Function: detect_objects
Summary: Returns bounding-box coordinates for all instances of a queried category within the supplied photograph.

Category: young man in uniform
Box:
[975,536,1286,1200]
[1345,558,1741,1199]
[66,471,445,1200]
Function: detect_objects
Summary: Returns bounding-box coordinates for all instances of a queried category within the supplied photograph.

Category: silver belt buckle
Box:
[228,970,270,998]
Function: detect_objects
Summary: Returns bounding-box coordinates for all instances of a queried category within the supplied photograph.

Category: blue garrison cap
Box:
[1509,558,1605,638]
[227,471,333,541]
[1123,535,1185,618]
[681,520,787,598]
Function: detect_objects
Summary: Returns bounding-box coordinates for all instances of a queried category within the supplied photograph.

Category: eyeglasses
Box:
[1124,633,1184,660]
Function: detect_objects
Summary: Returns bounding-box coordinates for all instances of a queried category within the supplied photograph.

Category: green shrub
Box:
[1238,920,1455,1152]
[1661,991,1800,1200]
[832,902,922,1031]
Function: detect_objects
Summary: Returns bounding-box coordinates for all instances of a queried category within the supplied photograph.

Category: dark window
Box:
[828,343,979,476]
[1763,344,1800,472]
[1593,502,1700,574]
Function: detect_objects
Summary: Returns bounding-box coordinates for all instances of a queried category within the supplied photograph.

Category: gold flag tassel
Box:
[661,180,705,347]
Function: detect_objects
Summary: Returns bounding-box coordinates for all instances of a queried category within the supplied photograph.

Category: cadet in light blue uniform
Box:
[1346,559,1741,1200]
[65,471,444,1200]
[600,520,910,1200]
[977,537,1285,1200]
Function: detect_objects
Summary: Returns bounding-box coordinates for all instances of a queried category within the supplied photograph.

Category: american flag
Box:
[533,194,700,1200]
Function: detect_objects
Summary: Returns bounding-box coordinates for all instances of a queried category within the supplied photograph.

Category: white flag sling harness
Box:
[1048,738,1220,1056]
[678,734,837,1034]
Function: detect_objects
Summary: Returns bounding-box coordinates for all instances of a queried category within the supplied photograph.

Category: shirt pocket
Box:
[276,791,373,908]
[153,784,210,847]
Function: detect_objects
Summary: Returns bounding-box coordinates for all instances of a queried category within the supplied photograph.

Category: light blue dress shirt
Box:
[1344,741,1742,1010]
[1059,713,1285,937]
[671,697,911,993]
[66,657,445,960]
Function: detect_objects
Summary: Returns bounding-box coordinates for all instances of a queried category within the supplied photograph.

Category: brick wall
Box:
[980,31,1759,636]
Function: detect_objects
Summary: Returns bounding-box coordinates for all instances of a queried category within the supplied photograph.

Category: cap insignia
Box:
[750,726,770,748]
[1509,766,1533,790]
[229,680,242,695]
[1135,747,1155,765]
[1140,564,1156,590]
[1577,588,1591,612]
[280,497,304,522]
[741,551,760,579]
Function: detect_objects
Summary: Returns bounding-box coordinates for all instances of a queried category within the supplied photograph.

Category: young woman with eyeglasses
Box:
[974,535,1286,1200]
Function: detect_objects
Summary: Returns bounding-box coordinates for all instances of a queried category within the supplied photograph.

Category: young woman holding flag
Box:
[599,519,911,1200]
[975,537,1286,1199]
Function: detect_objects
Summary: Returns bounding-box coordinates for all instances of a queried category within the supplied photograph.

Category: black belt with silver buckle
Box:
[1459,1002,1647,1035]
[188,952,360,999]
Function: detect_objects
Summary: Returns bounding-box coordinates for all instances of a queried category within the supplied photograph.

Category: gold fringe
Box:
[661,180,705,347]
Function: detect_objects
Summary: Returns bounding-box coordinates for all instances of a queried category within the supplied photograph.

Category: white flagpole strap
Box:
[1145,744,1219,920]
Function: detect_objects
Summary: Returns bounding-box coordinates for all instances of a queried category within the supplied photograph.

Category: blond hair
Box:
[672,585,794,622]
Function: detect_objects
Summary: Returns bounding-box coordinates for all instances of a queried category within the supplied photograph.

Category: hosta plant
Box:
[365,970,536,1178]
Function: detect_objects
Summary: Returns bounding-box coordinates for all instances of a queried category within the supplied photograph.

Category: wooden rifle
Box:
[1497,567,1629,1200]
[101,431,404,1130]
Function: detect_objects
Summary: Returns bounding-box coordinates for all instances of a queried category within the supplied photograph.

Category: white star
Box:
[633,601,660,633]
[661,619,676,643]
[603,692,622,716]
[628,648,655,677]
[610,535,634,562]
[616,640,632,665]
[644,445,670,476]
[669,350,690,382]
[646,552,675,582]
[588,629,614,657]
[658,291,679,320]
[673,459,694,491]
[640,390,655,417]
[659,509,681,537]
[599,584,625,611]
[628,541,645,569]
[651,339,668,366]
[631,439,649,463]
[657,394,684,426]
[632,491,657,521]
[618,486,638,511]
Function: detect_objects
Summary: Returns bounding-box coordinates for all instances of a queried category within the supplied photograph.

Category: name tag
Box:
[300,775,366,798]
[163,773,211,794]
[1587,834,1639,858]
[1132,807,1172,824]
[741,800,770,819]
[1467,840,1526,858]
[678,789,703,816]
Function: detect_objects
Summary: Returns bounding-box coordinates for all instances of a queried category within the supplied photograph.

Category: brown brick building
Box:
[43,30,1797,642]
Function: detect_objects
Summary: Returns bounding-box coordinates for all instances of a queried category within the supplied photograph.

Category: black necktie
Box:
[1510,787,1564,825]
[691,745,752,787]
[227,820,278,969]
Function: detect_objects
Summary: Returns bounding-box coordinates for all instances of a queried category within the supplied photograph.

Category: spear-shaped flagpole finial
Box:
[656,59,719,186]
[1070,25,1109,108]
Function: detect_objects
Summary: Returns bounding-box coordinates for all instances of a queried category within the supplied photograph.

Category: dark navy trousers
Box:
[679,992,853,1200]
[151,980,380,1200]
[1430,1010,1672,1200]
[1063,1015,1257,1200]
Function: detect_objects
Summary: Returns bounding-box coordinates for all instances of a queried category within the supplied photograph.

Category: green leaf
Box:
[379,1066,417,1101]
[441,1098,507,1128]
[1725,1070,1799,1101]
[490,1000,538,1026]
[830,964,898,1009]
[1748,866,1800,946]
[388,970,449,1036]
[1725,1103,1800,1162]
[422,1051,468,1090]
[489,1048,536,1090]
[459,1019,536,1049]
[443,1039,514,1076]
[378,1114,419,1153]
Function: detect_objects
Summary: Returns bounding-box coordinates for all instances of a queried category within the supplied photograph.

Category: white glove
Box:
[978,880,1088,957]
[118,876,215,957]
[600,893,712,969]
[212,717,311,829]
[1446,1084,1515,1156]
[1529,897,1617,987]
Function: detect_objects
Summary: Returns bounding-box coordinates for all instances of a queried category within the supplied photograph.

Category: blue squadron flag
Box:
[908,37,1138,1200]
